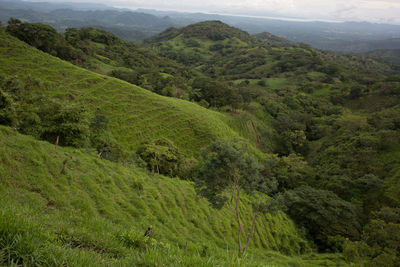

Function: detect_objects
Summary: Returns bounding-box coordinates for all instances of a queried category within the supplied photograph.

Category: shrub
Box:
[119,229,149,249]
[0,89,17,126]
[137,138,183,177]
[38,99,90,147]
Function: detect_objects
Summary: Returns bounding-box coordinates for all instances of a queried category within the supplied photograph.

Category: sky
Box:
[38,0,400,24]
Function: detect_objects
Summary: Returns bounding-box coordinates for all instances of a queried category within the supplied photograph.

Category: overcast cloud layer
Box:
[40,0,400,24]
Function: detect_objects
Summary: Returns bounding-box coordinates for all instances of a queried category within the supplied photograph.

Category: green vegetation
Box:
[0,125,324,266]
[1,19,400,266]
[0,29,241,156]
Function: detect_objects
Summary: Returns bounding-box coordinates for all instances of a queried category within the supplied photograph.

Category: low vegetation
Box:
[1,19,400,266]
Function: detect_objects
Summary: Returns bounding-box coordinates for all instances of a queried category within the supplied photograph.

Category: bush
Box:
[257,80,266,87]
[137,138,183,177]
[0,76,90,148]
[119,229,149,249]
[118,229,170,250]
[0,89,17,126]
[38,99,90,147]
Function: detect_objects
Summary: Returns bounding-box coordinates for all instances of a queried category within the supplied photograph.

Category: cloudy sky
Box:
[44,0,400,24]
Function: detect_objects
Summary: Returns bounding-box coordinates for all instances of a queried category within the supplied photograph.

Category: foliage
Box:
[196,139,280,255]
[0,88,16,126]
[196,139,262,208]
[266,153,315,191]
[137,138,183,176]
[343,217,400,266]
[0,76,90,147]
[1,20,400,266]
[6,18,84,62]
[6,18,58,53]
[38,99,90,147]
[0,126,313,266]
[191,77,243,108]
[277,186,361,250]
[90,113,126,161]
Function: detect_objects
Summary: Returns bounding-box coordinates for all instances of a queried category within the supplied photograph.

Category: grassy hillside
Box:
[0,26,329,266]
[0,29,243,156]
[0,125,351,266]
[1,20,399,266]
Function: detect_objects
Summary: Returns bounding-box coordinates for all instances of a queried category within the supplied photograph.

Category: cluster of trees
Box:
[190,78,244,109]
[136,138,197,178]
[6,19,193,99]
[0,75,125,161]
[6,18,85,63]
[142,24,400,260]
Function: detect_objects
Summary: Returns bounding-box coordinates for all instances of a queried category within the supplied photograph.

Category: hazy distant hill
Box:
[2,0,400,51]
[0,1,185,41]
[363,48,400,68]
[317,38,400,53]
[137,9,400,52]
[0,0,111,11]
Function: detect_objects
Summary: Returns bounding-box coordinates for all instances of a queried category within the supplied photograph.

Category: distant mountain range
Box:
[1,0,400,53]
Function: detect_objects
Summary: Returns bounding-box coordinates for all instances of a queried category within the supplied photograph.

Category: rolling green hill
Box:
[1,125,329,266]
[146,21,393,83]
[1,19,400,266]
[0,24,332,267]
[0,29,241,156]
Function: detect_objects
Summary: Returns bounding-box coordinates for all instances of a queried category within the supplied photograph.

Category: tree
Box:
[137,138,183,177]
[349,84,365,99]
[277,186,361,250]
[344,218,400,266]
[7,19,59,54]
[38,99,90,147]
[196,139,275,255]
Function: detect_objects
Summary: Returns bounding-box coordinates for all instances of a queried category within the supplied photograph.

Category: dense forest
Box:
[0,18,400,266]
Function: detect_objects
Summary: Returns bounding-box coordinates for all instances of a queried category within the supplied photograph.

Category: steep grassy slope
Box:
[0,126,351,266]
[0,30,241,156]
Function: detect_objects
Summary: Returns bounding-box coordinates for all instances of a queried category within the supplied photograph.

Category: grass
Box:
[0,125,351,266]
[0,30,355,266]
[266,78,288,90]
[0,30,244,156]
[313,84,332,96]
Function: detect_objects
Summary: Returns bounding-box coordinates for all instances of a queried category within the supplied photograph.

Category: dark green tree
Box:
[137,138,183,177]
[38,99,90,147]
[277,186,361,250]
[196,139,276,255]
[0,89,17,126]
[7,19,58,54]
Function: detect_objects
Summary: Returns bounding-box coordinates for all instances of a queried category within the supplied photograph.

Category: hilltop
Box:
[146,21,253,43]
